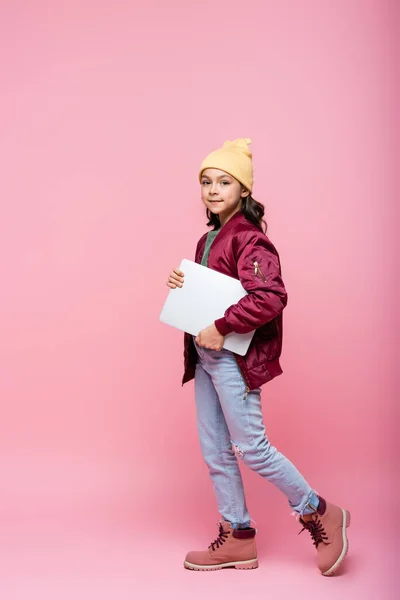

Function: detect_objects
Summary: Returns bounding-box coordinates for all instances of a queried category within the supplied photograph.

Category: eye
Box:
[221,181,230,186]
[201,181,210,185]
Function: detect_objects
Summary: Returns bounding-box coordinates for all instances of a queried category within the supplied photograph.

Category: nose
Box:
[210,182,219,195]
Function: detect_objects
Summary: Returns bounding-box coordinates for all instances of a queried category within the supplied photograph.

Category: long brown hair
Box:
[206,195,268,233]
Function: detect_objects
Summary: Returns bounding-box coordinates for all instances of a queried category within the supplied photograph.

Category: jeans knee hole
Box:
[231,441,244,459]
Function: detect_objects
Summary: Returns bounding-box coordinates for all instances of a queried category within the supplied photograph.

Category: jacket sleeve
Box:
[214,232,288,335]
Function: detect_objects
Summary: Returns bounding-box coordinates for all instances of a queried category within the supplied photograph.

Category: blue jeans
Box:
[193,339,319,529]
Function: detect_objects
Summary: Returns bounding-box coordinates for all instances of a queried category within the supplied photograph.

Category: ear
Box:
[241,188,250,198]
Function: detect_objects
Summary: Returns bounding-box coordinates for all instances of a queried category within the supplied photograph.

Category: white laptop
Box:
[159,259,255,356]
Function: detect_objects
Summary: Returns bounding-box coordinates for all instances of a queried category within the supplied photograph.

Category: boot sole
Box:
[321,509,351,577]
[184,558,259,571]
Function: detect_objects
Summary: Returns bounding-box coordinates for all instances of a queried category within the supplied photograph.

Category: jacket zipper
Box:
[234,259,265,398]
[234,355,251,399]
[253,261,267,282]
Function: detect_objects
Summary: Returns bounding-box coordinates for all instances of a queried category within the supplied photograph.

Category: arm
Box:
[214,233,287,336]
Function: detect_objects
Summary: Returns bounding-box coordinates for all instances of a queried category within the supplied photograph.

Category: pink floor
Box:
[1,456,397,600]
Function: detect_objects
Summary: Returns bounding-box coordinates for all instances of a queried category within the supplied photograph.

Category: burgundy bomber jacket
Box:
[182,211,288,391]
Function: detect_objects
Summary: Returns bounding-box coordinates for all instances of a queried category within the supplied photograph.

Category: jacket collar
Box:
[215,210,246,244]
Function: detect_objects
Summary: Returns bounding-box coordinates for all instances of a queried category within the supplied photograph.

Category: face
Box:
[200,168,249,226]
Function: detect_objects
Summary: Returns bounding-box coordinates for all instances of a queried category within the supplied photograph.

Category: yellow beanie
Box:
[199,137,253,193]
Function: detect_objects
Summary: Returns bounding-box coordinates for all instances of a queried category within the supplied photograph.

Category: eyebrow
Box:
[201,173,233,180]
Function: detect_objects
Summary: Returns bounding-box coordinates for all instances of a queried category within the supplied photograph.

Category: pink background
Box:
[0,1,398,598]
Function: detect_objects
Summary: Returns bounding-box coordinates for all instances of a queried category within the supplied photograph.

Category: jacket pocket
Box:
[257,319,281,360]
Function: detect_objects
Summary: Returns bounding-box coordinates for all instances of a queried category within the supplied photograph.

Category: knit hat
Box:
[199,137,253,193]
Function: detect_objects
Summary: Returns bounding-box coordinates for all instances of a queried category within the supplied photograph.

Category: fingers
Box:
[201,345,222,351]
[195,339,223,351]
[167,268,185,288]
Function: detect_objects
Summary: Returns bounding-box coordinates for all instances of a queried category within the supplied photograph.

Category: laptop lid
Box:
[160,259,255,356]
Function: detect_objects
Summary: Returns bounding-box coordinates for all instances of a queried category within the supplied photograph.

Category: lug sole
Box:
[184,557,258,571]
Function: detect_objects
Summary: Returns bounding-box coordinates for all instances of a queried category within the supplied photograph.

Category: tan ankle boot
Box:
[184,521,258,571]
[299,496,351,576]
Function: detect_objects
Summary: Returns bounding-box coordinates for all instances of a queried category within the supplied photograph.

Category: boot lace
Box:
[209,522,230,552]
[298,516,328,548]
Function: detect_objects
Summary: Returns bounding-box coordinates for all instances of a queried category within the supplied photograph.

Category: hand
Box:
[167,268,184,289]
[196,324,225,351]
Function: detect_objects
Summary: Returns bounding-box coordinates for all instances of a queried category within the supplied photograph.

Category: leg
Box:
[203,348,319,516]
[194,360,251,528]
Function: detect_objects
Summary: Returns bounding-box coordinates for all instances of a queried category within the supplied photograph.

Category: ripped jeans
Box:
[193,339,319,529]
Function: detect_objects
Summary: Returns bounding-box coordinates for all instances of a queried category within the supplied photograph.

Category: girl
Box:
[167,138,350,575]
